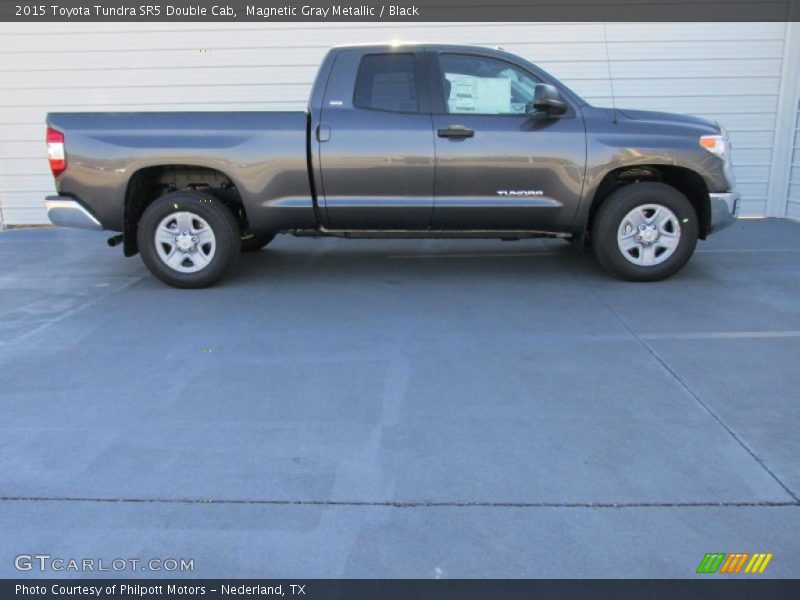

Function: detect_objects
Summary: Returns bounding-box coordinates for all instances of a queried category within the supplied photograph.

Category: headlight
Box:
[700,134,729,161]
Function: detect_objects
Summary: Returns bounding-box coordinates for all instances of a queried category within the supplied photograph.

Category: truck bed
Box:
[47,111,316,232]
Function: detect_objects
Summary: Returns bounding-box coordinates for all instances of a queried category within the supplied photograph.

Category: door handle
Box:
[437,125,474,139]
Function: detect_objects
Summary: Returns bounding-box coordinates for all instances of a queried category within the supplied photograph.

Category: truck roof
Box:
[329,43,531,66]
[324,43,588,107]
[331,42,510,55]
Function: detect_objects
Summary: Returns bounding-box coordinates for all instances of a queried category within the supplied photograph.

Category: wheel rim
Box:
[617,203,681,267]
[154,211,216,273]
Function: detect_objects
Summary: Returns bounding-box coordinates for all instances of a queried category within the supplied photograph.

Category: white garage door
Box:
[788,104,800,220]
[0,22,790,226]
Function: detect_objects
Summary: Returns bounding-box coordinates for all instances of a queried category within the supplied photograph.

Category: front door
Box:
[317,50,434,230]
[430,52,586,231]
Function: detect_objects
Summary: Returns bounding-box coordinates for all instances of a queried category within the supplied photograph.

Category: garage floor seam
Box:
[1,496,799,508]
[0,275,144,348]
[591,288,800,503]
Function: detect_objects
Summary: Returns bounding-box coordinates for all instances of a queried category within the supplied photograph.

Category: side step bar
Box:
[290,227,571,240]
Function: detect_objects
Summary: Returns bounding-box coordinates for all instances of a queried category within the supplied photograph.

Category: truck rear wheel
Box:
[591,182,698,281]
[137,191,240,288]
[240,230,276,252]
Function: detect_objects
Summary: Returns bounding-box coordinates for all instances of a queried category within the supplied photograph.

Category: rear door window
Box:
[353,53,419,113]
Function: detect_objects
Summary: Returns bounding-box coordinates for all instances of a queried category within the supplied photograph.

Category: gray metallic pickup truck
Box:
[45,43,738,288]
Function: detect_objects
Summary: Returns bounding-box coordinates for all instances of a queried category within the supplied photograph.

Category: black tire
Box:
[137,191,240,289]
[240,230,276,252]
[591,182,699,282]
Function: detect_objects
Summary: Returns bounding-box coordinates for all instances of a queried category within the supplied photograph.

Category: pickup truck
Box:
[45,43,738,288]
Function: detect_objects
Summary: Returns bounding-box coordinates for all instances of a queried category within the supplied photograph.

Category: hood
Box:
[615,108,719,133]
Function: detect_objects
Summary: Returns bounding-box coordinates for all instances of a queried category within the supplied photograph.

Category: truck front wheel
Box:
[591,182,699,282]
[137,191,240,288]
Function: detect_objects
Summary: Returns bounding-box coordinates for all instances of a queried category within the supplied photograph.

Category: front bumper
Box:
[708,191,739,233]
[45,196,103,230]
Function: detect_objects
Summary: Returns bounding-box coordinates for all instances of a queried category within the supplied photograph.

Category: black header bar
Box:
[4,579,800,599]
[3,0,800,22]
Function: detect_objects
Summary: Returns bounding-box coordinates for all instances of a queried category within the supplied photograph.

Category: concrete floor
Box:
[0,218,798,578]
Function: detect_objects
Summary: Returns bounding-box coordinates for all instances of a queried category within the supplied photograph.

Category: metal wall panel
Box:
[0,22,791,225]
[787,106,800,219]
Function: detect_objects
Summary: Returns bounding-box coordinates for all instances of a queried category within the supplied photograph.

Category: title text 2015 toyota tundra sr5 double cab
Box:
[45,43,738,288]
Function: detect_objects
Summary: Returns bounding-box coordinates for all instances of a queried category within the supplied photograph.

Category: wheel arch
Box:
[123,164,247,257]
[577,165,710,249]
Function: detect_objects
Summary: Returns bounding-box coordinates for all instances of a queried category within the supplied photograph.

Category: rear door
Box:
[430,52,586,231]
[317,49,434,230]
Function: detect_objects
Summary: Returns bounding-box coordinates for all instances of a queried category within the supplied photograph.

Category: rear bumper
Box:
[45,196,103,230]
[708,191,739,234]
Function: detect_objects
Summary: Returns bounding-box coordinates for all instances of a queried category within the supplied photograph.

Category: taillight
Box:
[46,126,66,178]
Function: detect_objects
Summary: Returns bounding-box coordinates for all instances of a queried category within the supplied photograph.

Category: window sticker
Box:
[445,74,525,114]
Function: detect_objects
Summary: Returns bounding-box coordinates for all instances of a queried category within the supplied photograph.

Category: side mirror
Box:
[529,83,568,116]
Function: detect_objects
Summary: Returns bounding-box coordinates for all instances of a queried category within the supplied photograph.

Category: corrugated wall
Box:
[0,22,791,225]
[788,103,800,219]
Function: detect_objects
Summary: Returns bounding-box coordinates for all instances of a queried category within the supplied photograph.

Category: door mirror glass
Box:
[531,83,568,116]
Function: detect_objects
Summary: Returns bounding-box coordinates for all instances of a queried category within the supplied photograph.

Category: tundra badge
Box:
[496,190,545,196]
